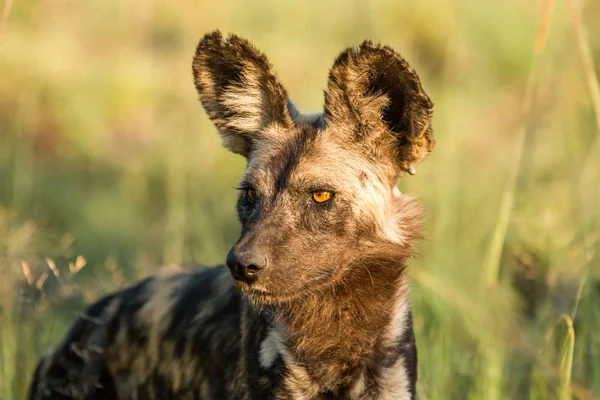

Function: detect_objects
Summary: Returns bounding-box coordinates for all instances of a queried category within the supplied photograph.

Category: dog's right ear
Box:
[324,41,434,177]
[192,31,294,157]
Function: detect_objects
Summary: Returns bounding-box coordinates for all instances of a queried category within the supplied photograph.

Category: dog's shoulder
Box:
[28,265,239,399]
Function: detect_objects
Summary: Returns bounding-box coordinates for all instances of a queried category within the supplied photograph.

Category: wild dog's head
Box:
[193,31,433,304]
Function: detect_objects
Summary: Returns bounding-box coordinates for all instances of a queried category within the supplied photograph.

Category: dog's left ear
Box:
[192,31,294,157]
[324,40,434,176]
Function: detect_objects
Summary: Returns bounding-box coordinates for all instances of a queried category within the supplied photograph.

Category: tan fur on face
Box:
[239,125,302,196]
[288,132,423,247]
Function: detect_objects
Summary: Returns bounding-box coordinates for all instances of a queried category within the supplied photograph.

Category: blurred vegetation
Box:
[1,0,599,398]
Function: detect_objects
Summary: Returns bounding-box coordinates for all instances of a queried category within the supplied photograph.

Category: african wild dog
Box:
[28,30,434,399]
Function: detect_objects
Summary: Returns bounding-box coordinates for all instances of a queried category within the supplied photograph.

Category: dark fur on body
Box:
[29,31,434,400]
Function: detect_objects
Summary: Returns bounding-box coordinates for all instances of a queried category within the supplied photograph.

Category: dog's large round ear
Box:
[192,31,294,158]
[324,41,434,176]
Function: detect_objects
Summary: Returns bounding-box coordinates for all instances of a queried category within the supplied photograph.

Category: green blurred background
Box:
[1,0,599,398]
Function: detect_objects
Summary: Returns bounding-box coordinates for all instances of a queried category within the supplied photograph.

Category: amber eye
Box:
[312,191,332,203]
[247,189,260,202]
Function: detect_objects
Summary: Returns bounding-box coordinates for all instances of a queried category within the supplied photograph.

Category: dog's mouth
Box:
[246,289,305,305]
[231,268,347,305]
[230,274,316,305]
[232,280,288,303]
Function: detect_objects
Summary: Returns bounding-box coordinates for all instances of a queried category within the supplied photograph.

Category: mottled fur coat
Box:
[29,31,434,400]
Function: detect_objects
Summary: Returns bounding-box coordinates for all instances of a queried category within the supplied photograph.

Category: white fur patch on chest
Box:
[347,283,412,400]
[376,355,411,400]
[377,282,412,400]
[259,327,285,369]
[259,326,321,399]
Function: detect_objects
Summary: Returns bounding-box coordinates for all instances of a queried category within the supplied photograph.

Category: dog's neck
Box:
[259,255,417,398]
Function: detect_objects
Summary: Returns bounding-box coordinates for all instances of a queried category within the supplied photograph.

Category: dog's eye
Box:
[247,189,260,202]
[312,191,332,203]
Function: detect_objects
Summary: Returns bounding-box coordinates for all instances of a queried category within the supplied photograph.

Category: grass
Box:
[1,0,599,399]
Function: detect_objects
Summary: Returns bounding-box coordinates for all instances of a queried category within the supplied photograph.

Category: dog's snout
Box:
[226,248,267,284]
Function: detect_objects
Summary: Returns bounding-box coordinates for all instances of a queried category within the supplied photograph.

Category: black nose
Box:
[226,249,267,284]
